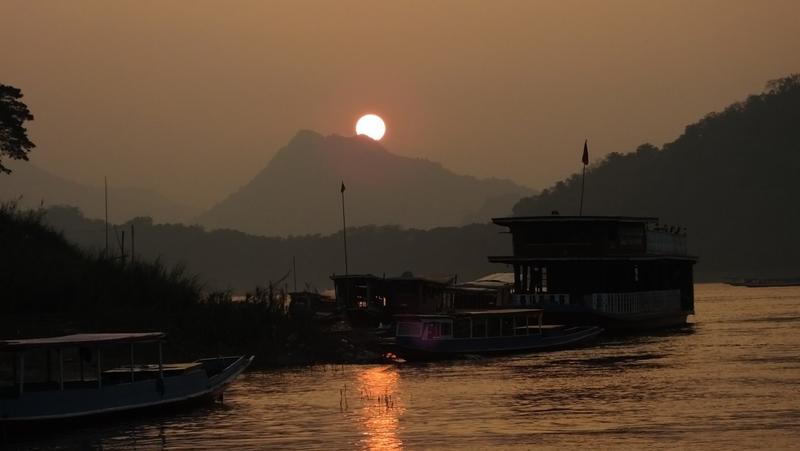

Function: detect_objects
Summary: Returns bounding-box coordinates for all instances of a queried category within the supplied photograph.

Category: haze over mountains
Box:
[196,131,534,236]
[0,162,198,224]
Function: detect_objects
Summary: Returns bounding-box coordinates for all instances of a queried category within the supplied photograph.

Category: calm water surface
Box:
[14,284,800,450]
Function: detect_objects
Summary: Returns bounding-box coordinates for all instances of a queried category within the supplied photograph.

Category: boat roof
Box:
[0,332,165,350]
[492,215,659,225]
[395,308,542,320]
[454,272,514,291]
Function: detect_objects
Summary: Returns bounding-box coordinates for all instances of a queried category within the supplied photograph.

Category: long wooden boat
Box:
[392,309,602,359]
[0,333,253,423]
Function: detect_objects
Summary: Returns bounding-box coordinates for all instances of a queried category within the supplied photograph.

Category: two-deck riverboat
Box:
[0,332,252,423]
[489,216,698,330]
[392,309,602,358]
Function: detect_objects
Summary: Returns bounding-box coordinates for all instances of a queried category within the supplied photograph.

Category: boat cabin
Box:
[395,309,544,341]
[448,273,514,310]
[331,273,455,325]
[0,333,171,398]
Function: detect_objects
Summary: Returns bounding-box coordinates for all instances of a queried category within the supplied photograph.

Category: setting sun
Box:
[355,114,386,140]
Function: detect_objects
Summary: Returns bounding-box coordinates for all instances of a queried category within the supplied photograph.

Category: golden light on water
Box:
[355,114,386,141]
[356,365,404,450]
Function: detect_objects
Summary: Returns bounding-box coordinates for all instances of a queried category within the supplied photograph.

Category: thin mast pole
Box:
[579,139,588,216]
[340,182,349,275]
[104,176,109,258]
[579,164,586,216]
[293,256,297,292]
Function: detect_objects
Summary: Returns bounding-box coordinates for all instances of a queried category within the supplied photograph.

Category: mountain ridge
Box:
[196,130,534,236]
[0,162,198,224]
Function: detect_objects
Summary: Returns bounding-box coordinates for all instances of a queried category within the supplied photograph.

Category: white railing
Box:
[646,231,688,255]
[591,290,681,314]
[512,293,571,306]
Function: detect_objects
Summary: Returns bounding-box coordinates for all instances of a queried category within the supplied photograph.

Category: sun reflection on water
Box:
[355,365,405,451]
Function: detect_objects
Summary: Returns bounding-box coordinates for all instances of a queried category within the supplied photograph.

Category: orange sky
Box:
[2,0,799,207]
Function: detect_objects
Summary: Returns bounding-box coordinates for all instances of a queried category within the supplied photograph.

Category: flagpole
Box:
[579,165,586,216]
[340,181,349,275]
[579,139,588,216]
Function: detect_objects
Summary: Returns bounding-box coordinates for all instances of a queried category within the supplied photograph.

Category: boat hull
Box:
[540,310,690,332]
[393,326,603,359]
[0,355,252,423]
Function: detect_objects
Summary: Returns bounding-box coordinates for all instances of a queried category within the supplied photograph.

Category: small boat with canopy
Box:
[392,309,602,358]
[0,332,252,423]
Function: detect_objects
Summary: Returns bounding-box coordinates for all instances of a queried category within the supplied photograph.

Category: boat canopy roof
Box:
[492,215,659,226]
[395,308,543,320]
[0,332,165,351]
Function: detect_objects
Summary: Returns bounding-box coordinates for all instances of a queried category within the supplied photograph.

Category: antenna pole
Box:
[579,164,586,216]
[104,176,109,258]
[340,182,349,275]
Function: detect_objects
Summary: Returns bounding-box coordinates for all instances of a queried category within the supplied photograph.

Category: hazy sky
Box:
[2,0,799,208]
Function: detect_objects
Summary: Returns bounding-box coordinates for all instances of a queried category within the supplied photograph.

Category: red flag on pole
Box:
[582,139,589,165]
[340,181,346,193]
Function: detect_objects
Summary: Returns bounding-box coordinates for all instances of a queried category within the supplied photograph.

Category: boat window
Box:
[486,318,501,337]
[424,322,440,339]
[440,322,452,337]
[514,316,528,336]
[472,318,487,338]
[397,321,422,337]
[501,317,514,336]
[454,319,471,338]
[541,267,548,293]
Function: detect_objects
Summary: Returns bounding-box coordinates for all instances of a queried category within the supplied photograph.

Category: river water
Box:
[12,284,800,450]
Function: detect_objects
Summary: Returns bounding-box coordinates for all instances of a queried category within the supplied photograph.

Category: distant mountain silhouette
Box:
[196,131,534,236]
[513,74,800,279]
[0,162,197,224]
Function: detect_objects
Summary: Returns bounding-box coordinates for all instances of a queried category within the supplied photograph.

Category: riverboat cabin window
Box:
[514,316,529,336]
[502,317,514,336]
[472,318,487,338]
[487,318,501,337]
[397,321,422,337]
[454,319,471,338]
[440,321,452,337]
[541,267,548,293]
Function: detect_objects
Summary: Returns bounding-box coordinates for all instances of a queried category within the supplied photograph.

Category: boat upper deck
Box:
[490,215,694,260]
[395,308,543,320]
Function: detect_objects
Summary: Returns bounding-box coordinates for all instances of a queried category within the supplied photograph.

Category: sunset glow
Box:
[356,114,386,141]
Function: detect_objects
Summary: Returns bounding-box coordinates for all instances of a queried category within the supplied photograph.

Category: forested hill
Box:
[513,75,800,279]
[43,205,506,292]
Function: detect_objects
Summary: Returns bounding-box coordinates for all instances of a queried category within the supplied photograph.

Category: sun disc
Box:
[355,114,386,140]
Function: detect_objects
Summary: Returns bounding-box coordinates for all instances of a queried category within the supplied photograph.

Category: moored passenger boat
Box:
[392,309,602,359]
[0,332,252,423]
[489,216,698,330]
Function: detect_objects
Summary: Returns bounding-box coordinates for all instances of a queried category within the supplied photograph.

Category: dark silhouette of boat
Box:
[488,216,697,330]
[391,309,602,359]
[0,333,252,423]
[725,277,800,288]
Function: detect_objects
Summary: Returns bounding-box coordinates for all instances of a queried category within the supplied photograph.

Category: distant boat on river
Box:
[725,277,800,288]
[0,332,252,423]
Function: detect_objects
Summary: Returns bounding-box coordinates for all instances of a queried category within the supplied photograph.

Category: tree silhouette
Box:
[0,84,35,174]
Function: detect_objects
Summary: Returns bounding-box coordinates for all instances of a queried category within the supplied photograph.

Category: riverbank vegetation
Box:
[0,202,376,367]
